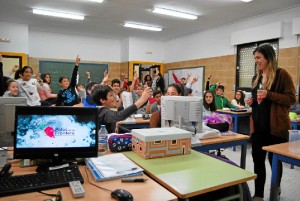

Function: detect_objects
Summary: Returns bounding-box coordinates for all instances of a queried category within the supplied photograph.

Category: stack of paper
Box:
[85,153,143,181]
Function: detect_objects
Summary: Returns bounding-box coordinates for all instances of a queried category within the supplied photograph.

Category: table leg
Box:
[232,116,238,151]
[240,142,247,169]
[269,154,279,201]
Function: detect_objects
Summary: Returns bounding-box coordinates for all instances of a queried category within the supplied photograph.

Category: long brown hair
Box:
[252,44,278,90]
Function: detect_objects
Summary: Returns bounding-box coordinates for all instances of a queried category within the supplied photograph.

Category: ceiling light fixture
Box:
[89,0,104,3]
[32,8,84,20]
[124,22,162,32]
[152,7,197,20]
[240,0,253,2]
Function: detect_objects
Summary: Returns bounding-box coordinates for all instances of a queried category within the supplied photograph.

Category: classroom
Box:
[0,0,300,201]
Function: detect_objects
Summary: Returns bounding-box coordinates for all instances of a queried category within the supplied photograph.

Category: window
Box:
[154,140,162,144]
[236,39,279,91]
[171,140,177,145]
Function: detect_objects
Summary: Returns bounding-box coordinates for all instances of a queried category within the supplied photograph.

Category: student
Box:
[38,73,57,105]
[3,79,23,97]
[246,44,296,201]
[166,83,183,96]
[111,79,122,109]
[91,84,152,133]
[56,55,81,106]
[16,66,44,106]
[231,90,245,108]
[152,69,165,92]
[143,74,152,88]
[203,90,217,116]
[83,81,97,107]
[150,90,162,113]
[209,83,237,109]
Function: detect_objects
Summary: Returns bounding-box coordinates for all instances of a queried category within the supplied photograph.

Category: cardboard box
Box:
[131,127,193,159]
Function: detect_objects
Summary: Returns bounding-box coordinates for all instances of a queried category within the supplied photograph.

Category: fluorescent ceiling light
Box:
[124,22,162,32]
[89,0,104,3]
[240,0,253,2]
[152,7,197,20]
[32,8,84,20]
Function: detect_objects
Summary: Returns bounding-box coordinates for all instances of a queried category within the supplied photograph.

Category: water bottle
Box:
[98,125,108,155]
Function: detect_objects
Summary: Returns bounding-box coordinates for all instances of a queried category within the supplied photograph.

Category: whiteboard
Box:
[168,66,204,96]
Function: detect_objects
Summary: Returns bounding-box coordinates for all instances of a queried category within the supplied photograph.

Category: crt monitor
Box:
[13,106,98,167]
[0,97,27,147]
[161,96,203,134]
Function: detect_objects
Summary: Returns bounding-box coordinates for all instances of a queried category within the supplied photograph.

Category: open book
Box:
[85,153,143,181]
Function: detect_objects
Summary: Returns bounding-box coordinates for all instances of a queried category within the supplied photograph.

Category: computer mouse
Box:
[111,189,133,201]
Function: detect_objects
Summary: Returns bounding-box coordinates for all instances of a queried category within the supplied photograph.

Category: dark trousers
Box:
[251,132,286,198]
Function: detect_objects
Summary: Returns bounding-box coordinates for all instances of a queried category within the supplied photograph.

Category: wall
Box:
[0,22,29,54]
[128,37,164,62]
[29,31,121,62]
[164,6,300,100]
[164,6,300,63]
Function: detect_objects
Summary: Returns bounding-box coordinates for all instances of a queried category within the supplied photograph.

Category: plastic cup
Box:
[288,130,300,153]
[257,90,263,104]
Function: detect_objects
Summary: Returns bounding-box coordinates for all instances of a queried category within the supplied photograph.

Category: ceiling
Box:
[0,0,300,41]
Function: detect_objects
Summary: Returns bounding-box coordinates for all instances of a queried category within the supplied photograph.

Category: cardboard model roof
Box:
[131,127,193,142]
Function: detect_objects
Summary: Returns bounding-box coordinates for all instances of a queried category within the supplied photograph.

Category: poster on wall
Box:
[168,66,204,96]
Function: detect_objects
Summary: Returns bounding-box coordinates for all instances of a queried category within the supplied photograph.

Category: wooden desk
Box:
[263,142,300,201]
[216,110,251,133]
[118,117,150,129]
[0,164,177,201]
[192,134,250,169]
[124,150,256,200]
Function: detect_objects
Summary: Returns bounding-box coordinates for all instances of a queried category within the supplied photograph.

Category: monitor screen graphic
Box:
[14,106,98,160]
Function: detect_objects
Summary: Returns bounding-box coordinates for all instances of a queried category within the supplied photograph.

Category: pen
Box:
[121,178,148,183]
[116,167,137,174]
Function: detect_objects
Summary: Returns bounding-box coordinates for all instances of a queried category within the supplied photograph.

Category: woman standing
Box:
[246,44,296,201]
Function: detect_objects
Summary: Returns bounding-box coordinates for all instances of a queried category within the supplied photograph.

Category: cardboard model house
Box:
[131,127,193,159]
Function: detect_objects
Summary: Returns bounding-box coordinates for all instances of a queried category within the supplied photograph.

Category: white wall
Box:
[128,37,164,62]
[164,6,300,63]
[120,38,129,62]
[29,31,121,62]
[0,22,29,53]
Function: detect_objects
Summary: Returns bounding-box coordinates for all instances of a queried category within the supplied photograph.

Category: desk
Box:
[263,142,300,201]
[118,117,150,129]
[0,164,177,201]
[124,150,256,200]
[192,134,250,169]
[217,110,251,133]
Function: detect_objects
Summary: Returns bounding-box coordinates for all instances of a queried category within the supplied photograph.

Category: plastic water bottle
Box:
[98,125,108,155]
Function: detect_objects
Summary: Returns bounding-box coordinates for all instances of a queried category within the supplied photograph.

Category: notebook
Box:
[85,153,143,181]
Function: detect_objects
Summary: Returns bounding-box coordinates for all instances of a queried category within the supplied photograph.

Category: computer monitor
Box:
[0,97,27,147]
[161,96,203,134]
[13,106,98,169]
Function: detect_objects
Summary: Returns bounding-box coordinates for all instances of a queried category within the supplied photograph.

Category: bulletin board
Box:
[168,66,205,96]
[39,61,108,93]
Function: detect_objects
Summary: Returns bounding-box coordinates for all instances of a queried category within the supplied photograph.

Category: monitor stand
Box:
[35,158,76,172]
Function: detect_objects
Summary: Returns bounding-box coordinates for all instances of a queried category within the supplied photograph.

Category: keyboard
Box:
[0,163,84,197]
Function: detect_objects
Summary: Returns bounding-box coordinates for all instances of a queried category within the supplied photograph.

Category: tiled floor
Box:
[223,143,300,201]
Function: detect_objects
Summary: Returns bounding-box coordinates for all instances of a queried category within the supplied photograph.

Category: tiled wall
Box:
[164,47,299,101]
[29,46,299,102]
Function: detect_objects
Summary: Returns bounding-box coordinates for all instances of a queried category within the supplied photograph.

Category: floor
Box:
[222,143,300,201]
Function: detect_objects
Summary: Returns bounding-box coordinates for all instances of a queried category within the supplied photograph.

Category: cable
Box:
[84,166,112,192]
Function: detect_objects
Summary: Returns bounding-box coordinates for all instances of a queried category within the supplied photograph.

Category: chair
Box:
[145,104,153,114]
[149,111,160,128]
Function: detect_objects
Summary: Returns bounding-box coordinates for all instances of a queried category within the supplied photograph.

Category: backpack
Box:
[204,112,233,132]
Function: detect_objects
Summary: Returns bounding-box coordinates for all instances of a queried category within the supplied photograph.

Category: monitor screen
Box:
[161,96,203,134]
[0,97,27,147]
[13,106,98,160]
